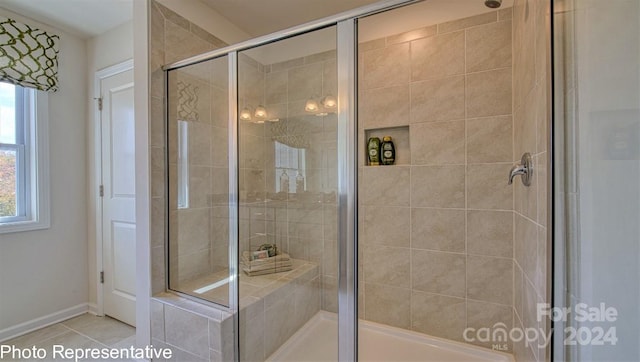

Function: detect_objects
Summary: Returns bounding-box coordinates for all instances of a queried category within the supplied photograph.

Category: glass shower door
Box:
[236,26,340,361]
[554,0,640,361]
[166,55,231,307]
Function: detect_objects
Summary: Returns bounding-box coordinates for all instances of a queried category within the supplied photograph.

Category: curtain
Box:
[0,16,59,92]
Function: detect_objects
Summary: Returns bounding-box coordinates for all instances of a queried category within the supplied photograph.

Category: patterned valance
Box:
[0,17,59,92]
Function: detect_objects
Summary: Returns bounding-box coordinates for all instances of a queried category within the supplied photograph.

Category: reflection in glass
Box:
[237,26,338,360]
[167,55,231,307]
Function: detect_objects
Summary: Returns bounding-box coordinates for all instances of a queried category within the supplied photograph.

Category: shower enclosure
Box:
[553,0,640,361]
[160,0,550,360]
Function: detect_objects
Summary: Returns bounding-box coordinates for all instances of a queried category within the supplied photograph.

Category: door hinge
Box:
[97,97,103,111]
[100,271,104,284]
[99,185,104,197]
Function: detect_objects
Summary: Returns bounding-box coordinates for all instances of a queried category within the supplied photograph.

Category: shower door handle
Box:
[508,153,533,186]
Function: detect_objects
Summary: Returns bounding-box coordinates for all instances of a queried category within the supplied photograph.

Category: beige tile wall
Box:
[150,0,227,296]
[166,63,231,287]
[358,9,516,351]
[238,48,339,314]
[149,2,233,360]
[511,1,551,362]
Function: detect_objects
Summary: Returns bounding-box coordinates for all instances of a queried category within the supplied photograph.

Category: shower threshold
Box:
[266,311,514,362]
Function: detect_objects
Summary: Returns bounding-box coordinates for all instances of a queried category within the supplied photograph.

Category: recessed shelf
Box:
[363,126,410,166]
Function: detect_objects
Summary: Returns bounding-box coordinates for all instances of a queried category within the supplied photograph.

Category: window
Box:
[0,81,49,233]
[177,120,189,209]
[275,141,306,193]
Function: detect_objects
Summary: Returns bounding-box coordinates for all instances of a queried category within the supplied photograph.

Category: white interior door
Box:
[101,67,136,326]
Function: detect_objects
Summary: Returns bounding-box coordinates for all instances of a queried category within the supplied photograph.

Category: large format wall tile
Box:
[467,255,513,305]
[466,68,513,118]
[362,43,411,89]
[164,305,210,359]
[364,283,411,329]
[411,292,466,341]
[411,120,465,165]
[360,85,410,129]
[362,206,411,247]
[467,210,513,258]
[467,164,513,210]
[361,166,411,206]
[411,208,465,252]
[410,76,465,123]
[411,31,465,81]
[411,166,465,208]
[466,116,513,164]
[466,20,513,73]
[467,300,513,350]
[363,245,411,288]
[411,250,466,297]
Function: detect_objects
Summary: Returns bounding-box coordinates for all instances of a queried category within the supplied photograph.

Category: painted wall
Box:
[85,20,134,310]
[0,9,89,335]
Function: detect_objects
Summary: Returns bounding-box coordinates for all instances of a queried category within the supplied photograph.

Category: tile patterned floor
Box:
[2,314,136,361]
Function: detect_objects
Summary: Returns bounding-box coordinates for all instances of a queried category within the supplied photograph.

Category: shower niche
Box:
[363,126,410,166]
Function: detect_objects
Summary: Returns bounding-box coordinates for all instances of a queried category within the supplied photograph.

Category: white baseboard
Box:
[88,303,99,316]
[0,303,89,342]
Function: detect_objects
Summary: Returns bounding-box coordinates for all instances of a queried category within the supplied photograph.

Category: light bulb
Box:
[240,107,252,121]
[254,105,267,119]
[322,95,337,109]
[305,99,319,113]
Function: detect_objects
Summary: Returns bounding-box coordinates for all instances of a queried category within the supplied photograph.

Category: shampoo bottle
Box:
[381,136,395,165]
[367,137,381,166]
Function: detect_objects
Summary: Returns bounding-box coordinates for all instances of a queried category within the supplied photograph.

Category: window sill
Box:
[0,218,50,234]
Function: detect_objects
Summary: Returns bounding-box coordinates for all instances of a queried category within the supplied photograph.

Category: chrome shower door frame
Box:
[337,18,358,362]
[163,1,421,361]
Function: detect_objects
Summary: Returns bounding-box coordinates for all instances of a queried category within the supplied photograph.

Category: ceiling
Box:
[0,0,133,38]
[0,0,514,42]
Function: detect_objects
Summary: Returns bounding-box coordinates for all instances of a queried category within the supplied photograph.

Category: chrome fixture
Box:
[484,0,502,8]
[239,105,278,123]
[508,152,533,186]
[305,95,338,116]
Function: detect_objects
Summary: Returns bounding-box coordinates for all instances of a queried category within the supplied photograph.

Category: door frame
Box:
[94,59,134,317]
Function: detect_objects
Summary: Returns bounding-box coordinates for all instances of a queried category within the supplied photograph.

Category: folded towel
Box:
[241,252,290,266]
[243,266,293,277]
[242,260,292,272]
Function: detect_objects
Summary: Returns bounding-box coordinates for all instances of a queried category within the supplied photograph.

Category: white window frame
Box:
[177,120,189,209]
[0,84,50,233]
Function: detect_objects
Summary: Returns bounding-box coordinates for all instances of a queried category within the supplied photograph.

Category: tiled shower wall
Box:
[146,2,551,360]
[237,49,339,310]
[149,2,234,361]
[357,9,516,350]
[149,0,226,295]
[512,0,551,361]
[167,63,230,285]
